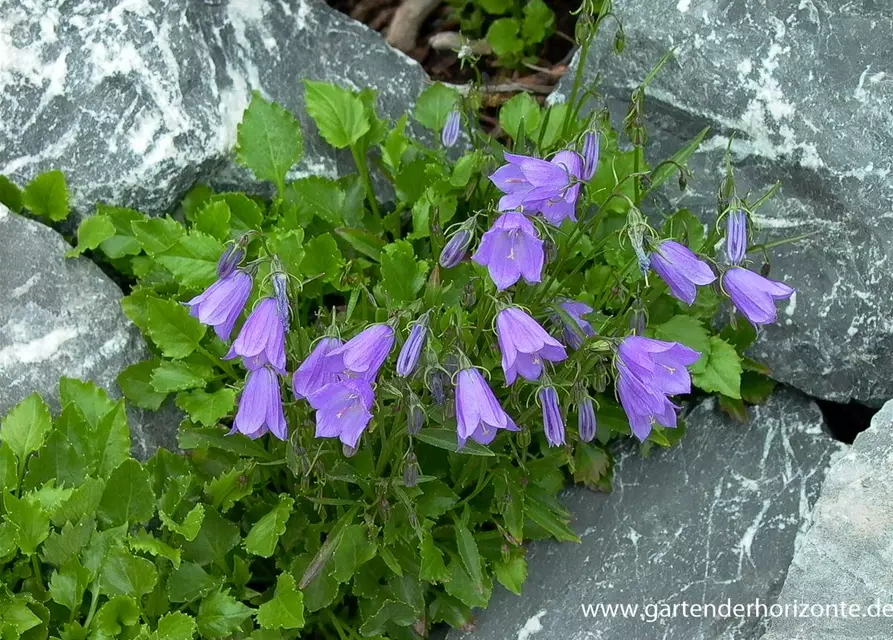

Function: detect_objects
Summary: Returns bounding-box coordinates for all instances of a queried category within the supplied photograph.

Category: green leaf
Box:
[256,574,305,630]
[573,442,612,491]
[41,518,95,566]
[521,0,555,43]
[146,297,207,359]
[415,429,495,457]
[741,371,776,404]
[537,103,570,149]
[358,599,417,637]
[98,459,155,527]
[130,530,182,568]
[49,559,91,612]
[692,336,743,399]
[92,402,132,478]
[52,477,104,527]
[0,175,24,212]
[300,233,343,284]
[23,170,69,221]
[155,612,197,640]
[303,81,369,149]
[454,524,484,593]
[117,359,168,411]
[494,471,524,542]
[451,152,482,188]
[59,378,113,426]
[168,563,219,603]
[197,590,253,638]
[335,227,386,262]
[178,425,276,460]
[245,495,294,558]
[285,177,346,226]
[181,507,240,566]
[414,83,459,131]
[215,193,263,231]
[525,488,579,542]
[1,393,52,468]
[499,93,542,141]
[175,388,236,427]
[5,491,50,555]
[487,18,524,58]
[419,532,450,583]
[444,558,491,609]
[150,359,214,393]
[653,316,710,373]
[97,205,145,259]
[67,215,116,257]
[271,228,305,277]
[160,504,205,542]
[331,524,377,583]
[155,231,224,289]
[91,595,140,639]
[478,0,512,13]
[494,554,527,595]
[205,461,255,513]
[194,200,231,241]
[379,240,429,303]
[237,91,304,191]
[99,546,158,597]
[132,217,187,255]
[381,115,409,174]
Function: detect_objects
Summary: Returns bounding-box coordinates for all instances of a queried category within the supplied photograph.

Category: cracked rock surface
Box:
[0,0,428,221]
[0,206,177,459]
[557,0,893,405]
[761,400,893,640]
[446,390,843,640]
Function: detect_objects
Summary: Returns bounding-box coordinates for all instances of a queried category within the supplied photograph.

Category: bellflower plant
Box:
[725,209,749,265]
[61,29,797,635]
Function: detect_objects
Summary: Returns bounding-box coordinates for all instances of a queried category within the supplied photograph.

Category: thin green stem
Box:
[326,610,350,640]
[351,146,380,217]
[84,587,100,629]
[30,554,44,592]
[197,345,238,379]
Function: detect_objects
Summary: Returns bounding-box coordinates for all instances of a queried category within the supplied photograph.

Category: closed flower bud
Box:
[725,209,749,266]
[403,452,420,488]
[427,369,449,406]
[272,271,290,330]
[462,281,477,307]
[217,243,245,278]
[439,228,473,268]
[678,170,688,192]
[518,424,532,448]
[539,386,566,447]
[407,390,426,435]
[397,316,429,378]
[578,396,597,443]
[614,28,626,53]
[342,443,358,458]
[442,110,461,148]
[582,131,600,181]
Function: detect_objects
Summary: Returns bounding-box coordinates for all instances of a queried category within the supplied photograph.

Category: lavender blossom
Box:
[225,297,286,373]
[722,267,795,326]
[231,365,287,441]
[555,299,596,350]
[472,212,545,291]
[272,271,290,330]
[650,240,717,305]
[578,396,597,443]
[539,386,565,447]
[496,307,568,384]
[293,337,343,400]
[581,131,600,181]
[537,150,584,225]
[490,152,569,213]
[308,378,375,448]
[217,244,245,278]
[442,110,461,148]
[455,368,520,448]
[324,323,395,382]
[397,318,428,378]
[725,210,749,265]
[186,271,253,341]
[439,228,473,268]
[616,336,700,441]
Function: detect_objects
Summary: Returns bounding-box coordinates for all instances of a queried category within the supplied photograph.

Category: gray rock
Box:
[557,1,893,405]
[0,0,428,220]
[0,205,177,458]
[446,390,843,640]
[761,400,893,640]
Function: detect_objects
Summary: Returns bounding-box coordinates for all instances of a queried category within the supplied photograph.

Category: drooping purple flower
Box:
[472,212,545,291]
[323,323,395,382]
[225,297,286,374]
[725,210,749,266]
[186,271,253,341]
[272,271,290,330]
[397,318,428,378]
[496,307,568,384]
[581,131,600,181]
[490,152,567,213]
[650,241,717,305]
[308,378,375,448]
[555,299,596,350]
[439,228,473,268]
[539,386,565,447]
[217,244,245,278]
[537,150,584,226]
[442,110,461,148]
[723,267,794,326]
[578,396,597,443]
[455,368,519,448]
[616,336,700,441]
[293,337,343,400]
[231,365,287,441]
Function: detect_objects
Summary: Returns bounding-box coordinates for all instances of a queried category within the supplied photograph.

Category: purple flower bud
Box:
[272,271,290,330]
[722,267,794,326]
[578,396,597,443]
[231,366,288,441]
[472,213,545,291]
[439,229,473,268]
[186,271,253,341]
[725,210,749,265]
[496,307,567,385]
[630,227,651,274]
[442,110,461,148]
[323,323,395,382]
[217,244,246,278]
[455,367,520,448]
[397,319,428,377]
[582,132,600,181]
[650,240,717,306]
[225,298,287,374]
[539,386,565,447]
